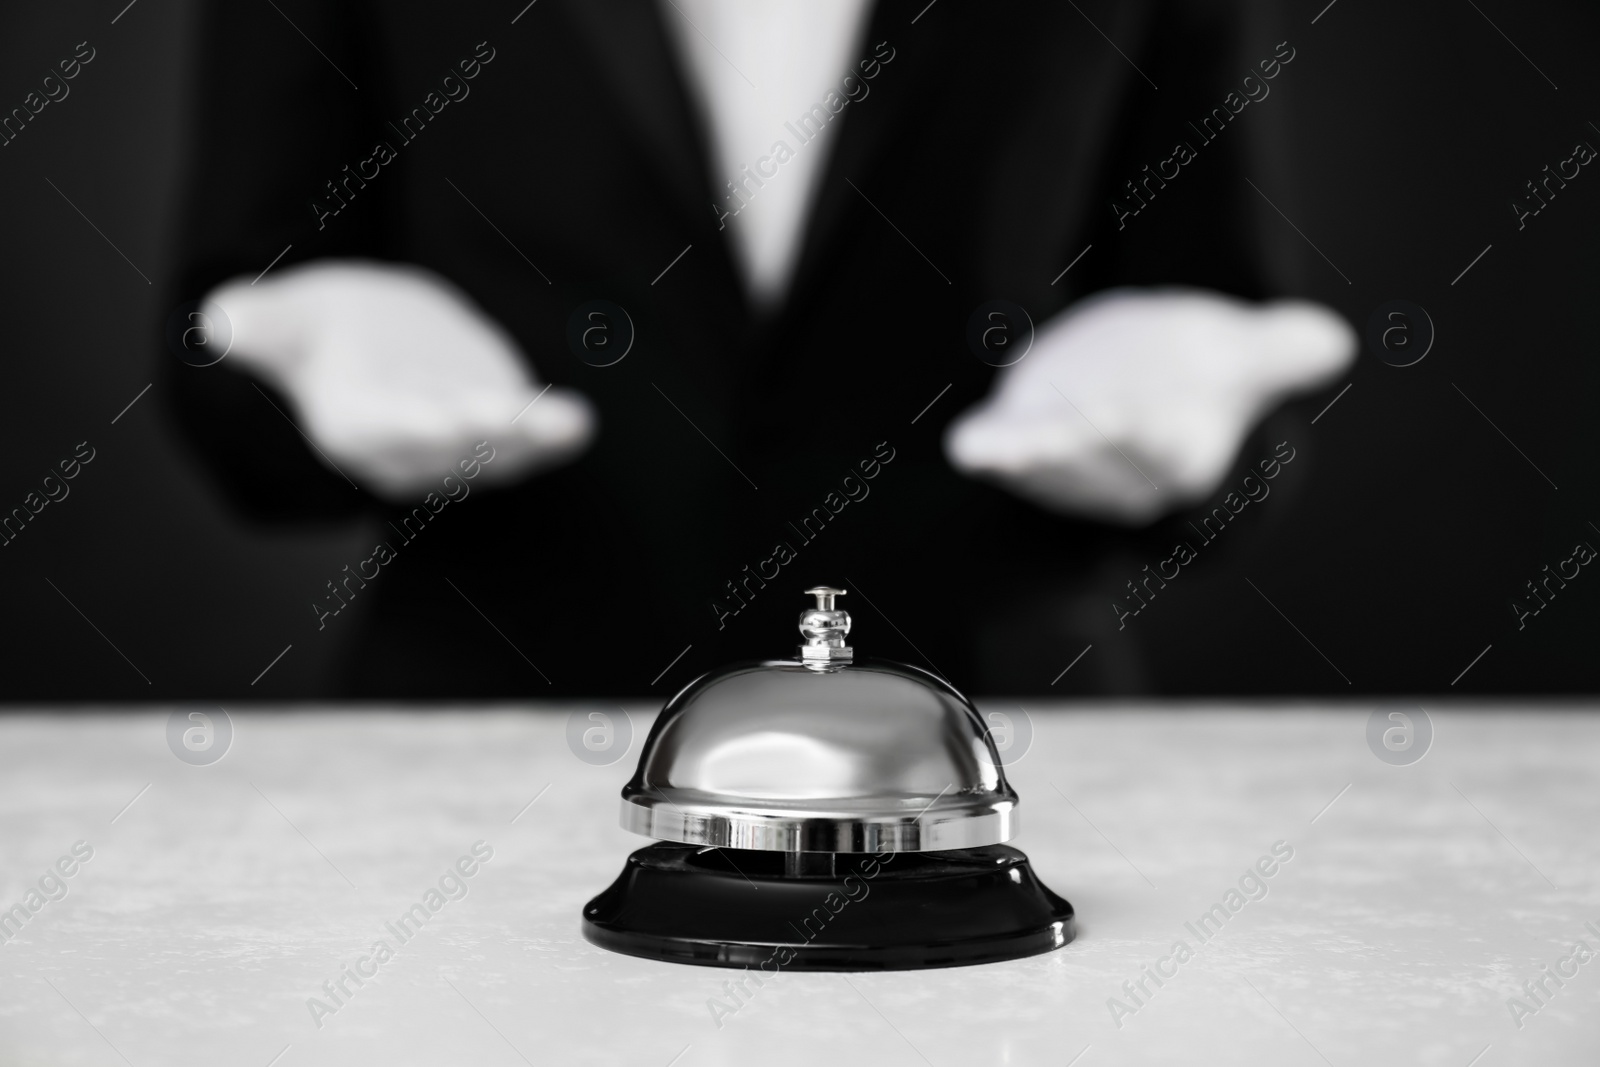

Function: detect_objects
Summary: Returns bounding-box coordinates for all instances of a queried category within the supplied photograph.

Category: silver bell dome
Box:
[620,587,1017,853]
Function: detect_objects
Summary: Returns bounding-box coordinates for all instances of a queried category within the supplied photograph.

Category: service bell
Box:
[582,586,1075,970]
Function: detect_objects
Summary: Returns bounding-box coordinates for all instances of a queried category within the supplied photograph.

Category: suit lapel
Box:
[564,0,953,319]
[781,0,950,316]
[563,0,719,233]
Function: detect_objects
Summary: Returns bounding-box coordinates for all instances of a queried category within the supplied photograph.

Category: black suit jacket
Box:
[165,0,1295,696]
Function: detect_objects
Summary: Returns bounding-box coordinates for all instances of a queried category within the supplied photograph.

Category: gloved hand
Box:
[201,260,595,501]
[944,289,1355,524]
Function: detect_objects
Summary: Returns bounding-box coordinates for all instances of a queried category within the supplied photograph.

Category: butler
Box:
[164,0,1354,696]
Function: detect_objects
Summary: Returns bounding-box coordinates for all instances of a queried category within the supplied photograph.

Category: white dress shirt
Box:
[660,0,873,308]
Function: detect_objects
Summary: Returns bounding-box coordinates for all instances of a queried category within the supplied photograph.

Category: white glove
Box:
[944,289,1355,524]
[201,260,595,501]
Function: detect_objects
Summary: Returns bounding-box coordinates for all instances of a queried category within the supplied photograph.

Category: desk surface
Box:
[0,706,1595,1067]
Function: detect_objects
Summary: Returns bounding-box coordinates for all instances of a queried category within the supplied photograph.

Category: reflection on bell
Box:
[581,587,1076,970]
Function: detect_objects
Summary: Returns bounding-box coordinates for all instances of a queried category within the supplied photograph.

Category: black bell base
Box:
[582,843,1075,971]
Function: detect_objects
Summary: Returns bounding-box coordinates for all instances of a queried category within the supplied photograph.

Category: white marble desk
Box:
[0,706,1595,1066]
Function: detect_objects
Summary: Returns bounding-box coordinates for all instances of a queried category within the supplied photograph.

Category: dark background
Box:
[1,0,1596,700]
